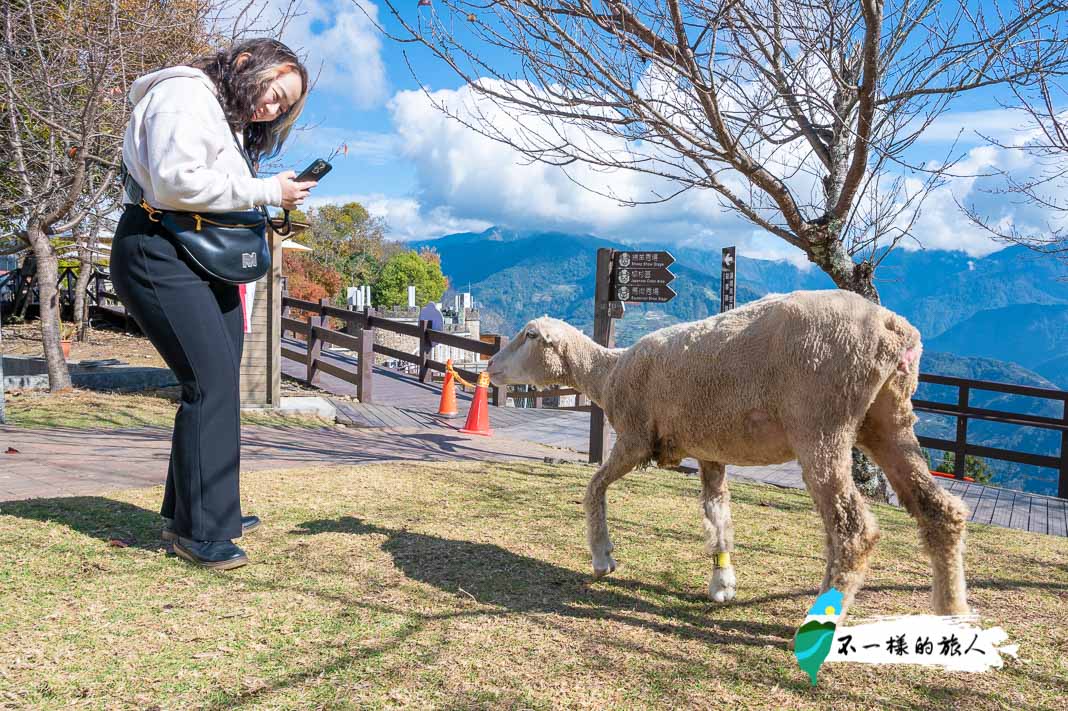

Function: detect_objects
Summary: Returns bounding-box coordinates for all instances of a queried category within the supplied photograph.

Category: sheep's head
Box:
[486,317,571,387]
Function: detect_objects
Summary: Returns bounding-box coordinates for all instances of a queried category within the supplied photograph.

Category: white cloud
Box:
[275,0,388,108]
[916,109,1030,145]
[305,192,492,240]
[904,140,1068,256]
[386,80,790,250]
[370,78,1066,261]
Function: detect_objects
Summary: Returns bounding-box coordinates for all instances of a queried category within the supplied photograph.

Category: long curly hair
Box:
[190,38,309,167]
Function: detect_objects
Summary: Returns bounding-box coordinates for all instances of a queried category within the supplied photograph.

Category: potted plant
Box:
[59,322,76,360]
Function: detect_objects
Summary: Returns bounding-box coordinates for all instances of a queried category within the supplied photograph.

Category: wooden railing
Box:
[283,296,480,405]
[2,267,126,325]
[912,373,1068,498]
[281,296,588,411]
[509,385,590,412]
[1,267,116,305]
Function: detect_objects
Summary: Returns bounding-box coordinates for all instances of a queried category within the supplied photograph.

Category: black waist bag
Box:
[121,131,289,285]
[151,204,271,285]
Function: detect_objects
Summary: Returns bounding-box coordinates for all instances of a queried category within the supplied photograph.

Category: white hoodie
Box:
[122,66,283,212]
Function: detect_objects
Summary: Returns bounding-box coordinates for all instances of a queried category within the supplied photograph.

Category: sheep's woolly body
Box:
[602,290,921,468]
[491,289,968,617]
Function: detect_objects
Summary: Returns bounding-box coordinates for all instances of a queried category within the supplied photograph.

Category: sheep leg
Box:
[584,443,642,578]
[858,429,969,616]
[699,460,736,603]
[798,443,880,617]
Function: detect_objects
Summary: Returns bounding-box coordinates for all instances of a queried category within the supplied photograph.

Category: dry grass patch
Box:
[3,388,332,429]
[1,320,168,367]
[0,461,1065,710]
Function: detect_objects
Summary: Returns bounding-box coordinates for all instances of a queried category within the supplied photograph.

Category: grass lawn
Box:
[0,461,1065,710]
[2,388,332,430]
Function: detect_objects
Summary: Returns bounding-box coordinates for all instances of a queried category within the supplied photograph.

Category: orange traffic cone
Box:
[460,371,494,436]
[437,359,461,418]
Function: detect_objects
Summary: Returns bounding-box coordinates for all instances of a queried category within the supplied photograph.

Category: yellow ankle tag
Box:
[714,552,731,569]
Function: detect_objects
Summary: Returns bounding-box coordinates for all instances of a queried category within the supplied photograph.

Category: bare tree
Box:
[964,23,1068,255]
[371,0,1067,498]
[374,0,1067,299]
[0,0,300,391]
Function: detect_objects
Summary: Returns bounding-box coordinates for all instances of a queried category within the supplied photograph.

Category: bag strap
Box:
[120,160,144,208]
[233,132,292,236]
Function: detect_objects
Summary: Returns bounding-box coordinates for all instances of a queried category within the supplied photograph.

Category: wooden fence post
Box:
[358,306,375,404]
[589,248,616,464]
[491,334,508,406]
[306,297,327,386]
[418,319,431,383]
[281,281,290,330]
[1059,401,1068,499]
[954,385,969,479]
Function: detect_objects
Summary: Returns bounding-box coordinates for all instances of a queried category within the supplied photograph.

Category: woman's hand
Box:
[274,171,317,210]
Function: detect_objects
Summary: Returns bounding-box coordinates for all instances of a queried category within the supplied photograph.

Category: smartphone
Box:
[296,158,332,182]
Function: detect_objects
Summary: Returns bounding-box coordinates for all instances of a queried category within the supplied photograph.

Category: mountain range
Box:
[415,226,1068,495]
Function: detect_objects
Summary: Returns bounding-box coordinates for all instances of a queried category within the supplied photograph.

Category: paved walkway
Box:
[2,343,1065,538]
[0,424,570,502]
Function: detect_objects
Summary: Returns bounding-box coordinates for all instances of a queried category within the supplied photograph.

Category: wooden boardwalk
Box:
[281,339,1068,537]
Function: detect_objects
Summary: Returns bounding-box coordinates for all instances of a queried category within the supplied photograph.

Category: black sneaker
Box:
[172,538,249,570]
[162,515,262,543]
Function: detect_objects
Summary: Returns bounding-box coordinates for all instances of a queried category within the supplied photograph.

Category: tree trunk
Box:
[73,217,96,341]
[807,225,891,501]
[28,223,73,391]
[805,228,880,302]
[73,260,92,340]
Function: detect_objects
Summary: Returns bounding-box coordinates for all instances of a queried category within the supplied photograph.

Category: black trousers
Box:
[110,206,244,541]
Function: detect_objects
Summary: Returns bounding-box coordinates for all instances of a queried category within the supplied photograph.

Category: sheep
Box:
[485,289,969,617]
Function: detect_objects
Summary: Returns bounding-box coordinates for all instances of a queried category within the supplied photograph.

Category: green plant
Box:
[374,250,448,308]
[936,451,995,484]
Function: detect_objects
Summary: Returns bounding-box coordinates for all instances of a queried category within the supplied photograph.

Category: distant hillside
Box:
[877,246,1068,338]
[1035,353,1068,390]
[926,304,1068,369]
[419,228,1068,347]
[414,227,761,343]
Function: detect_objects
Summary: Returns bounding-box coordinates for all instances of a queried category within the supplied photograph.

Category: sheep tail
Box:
[882,313,923,377]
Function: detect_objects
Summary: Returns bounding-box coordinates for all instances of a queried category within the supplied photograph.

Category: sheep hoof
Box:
[592,555,617,578]
[709,567,737,603]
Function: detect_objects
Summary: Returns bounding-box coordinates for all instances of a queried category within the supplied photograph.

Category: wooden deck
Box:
[282,338,1068,537]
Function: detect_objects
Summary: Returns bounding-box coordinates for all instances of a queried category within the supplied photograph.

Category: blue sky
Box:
[271,0,1063,265]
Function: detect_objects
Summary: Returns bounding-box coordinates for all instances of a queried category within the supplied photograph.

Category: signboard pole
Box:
[720,246,736,313]
[589,247,616,464]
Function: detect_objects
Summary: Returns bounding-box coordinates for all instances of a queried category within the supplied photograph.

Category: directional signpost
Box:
[720,246,736,313]
[589,248,677,463]
[612,251,676,303]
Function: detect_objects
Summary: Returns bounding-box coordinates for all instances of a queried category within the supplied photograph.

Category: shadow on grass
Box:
[0,496,165,551]
[292,516,794,642]
[3,499,1062,709]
